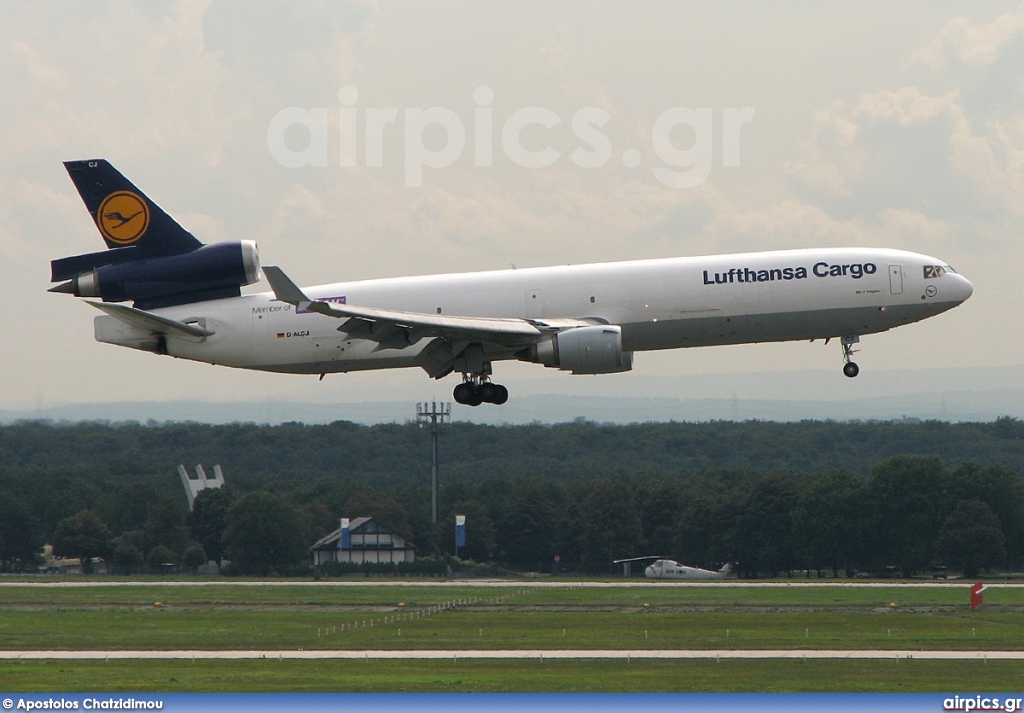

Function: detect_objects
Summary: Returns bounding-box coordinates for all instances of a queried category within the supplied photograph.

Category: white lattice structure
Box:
[177,464,225,510]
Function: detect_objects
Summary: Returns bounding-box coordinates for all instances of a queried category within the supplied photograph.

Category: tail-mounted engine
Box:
[523,325,633,374]
[50,240,260,310]
[51,159,261,310]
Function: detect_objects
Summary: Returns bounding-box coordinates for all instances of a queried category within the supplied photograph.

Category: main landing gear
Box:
[453,376,509,406]
[841,335,860,378]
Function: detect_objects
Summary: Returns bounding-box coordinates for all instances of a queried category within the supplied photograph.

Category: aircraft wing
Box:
[263,266,594,351]
[86,301,214,339]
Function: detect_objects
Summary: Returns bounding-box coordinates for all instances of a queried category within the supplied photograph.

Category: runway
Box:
[1,649,1021,660]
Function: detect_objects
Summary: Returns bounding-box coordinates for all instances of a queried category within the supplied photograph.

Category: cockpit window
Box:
[924,265,947,279]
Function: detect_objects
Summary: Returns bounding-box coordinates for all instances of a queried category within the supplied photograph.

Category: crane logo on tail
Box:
[97,191,150,245]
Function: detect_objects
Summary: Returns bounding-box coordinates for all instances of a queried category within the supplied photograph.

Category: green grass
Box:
[1,581,1019,607]
[0,609,1019,651]
[523,584,1024,607]
[0,583,523,607]
[1,658,1022,693]
[2,580,1023,691]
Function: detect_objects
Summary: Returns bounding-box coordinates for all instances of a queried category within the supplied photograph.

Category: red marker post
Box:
[970,581,986,611]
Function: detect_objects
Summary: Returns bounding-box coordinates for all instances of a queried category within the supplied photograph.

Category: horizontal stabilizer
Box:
[51,246,141,282]
[86,301,214,338]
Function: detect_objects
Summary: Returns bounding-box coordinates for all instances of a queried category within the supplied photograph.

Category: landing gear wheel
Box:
[478,382,498,403]
[454,355,509,405]
[839,335,861,379]
[454,379,509,406]
[491,384,509,405]
[453,382,479,405]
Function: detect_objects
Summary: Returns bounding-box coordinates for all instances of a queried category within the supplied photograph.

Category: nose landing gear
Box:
[841,335,860,378]
[453,376,509,406]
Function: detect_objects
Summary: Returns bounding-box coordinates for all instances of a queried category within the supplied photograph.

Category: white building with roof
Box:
[310,517,416,566]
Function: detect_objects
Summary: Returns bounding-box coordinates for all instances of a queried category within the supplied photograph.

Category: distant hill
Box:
[5,366,1021,426]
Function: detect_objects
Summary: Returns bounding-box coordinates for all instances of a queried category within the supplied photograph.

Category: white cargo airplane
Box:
[50,160,974,406]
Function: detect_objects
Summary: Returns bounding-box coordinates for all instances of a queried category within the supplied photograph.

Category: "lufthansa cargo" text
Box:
[703,262,877,285]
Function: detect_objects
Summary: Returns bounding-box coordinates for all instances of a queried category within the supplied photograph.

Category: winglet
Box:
[263,266,311,306]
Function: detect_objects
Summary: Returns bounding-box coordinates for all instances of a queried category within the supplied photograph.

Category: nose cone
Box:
[952,273,974,304]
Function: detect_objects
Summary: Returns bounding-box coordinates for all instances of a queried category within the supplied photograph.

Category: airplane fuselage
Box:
[94,247,973,376]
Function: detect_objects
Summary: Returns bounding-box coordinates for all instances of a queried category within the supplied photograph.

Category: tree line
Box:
[0,418,1020,577]
[0,416,1021,483]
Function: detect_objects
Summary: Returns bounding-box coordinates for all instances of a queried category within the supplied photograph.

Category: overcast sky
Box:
[1,2,1022,416]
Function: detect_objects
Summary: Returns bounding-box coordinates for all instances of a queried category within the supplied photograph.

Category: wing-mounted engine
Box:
[50,240,260,310]
[523,324,633,374]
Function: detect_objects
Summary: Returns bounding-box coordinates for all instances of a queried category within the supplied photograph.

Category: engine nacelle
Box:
[53,241,260,309]
[526,325,633,374]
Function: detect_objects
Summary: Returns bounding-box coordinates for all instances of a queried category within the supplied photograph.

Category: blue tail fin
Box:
[52,160,204,282]
[63,159,202,255]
